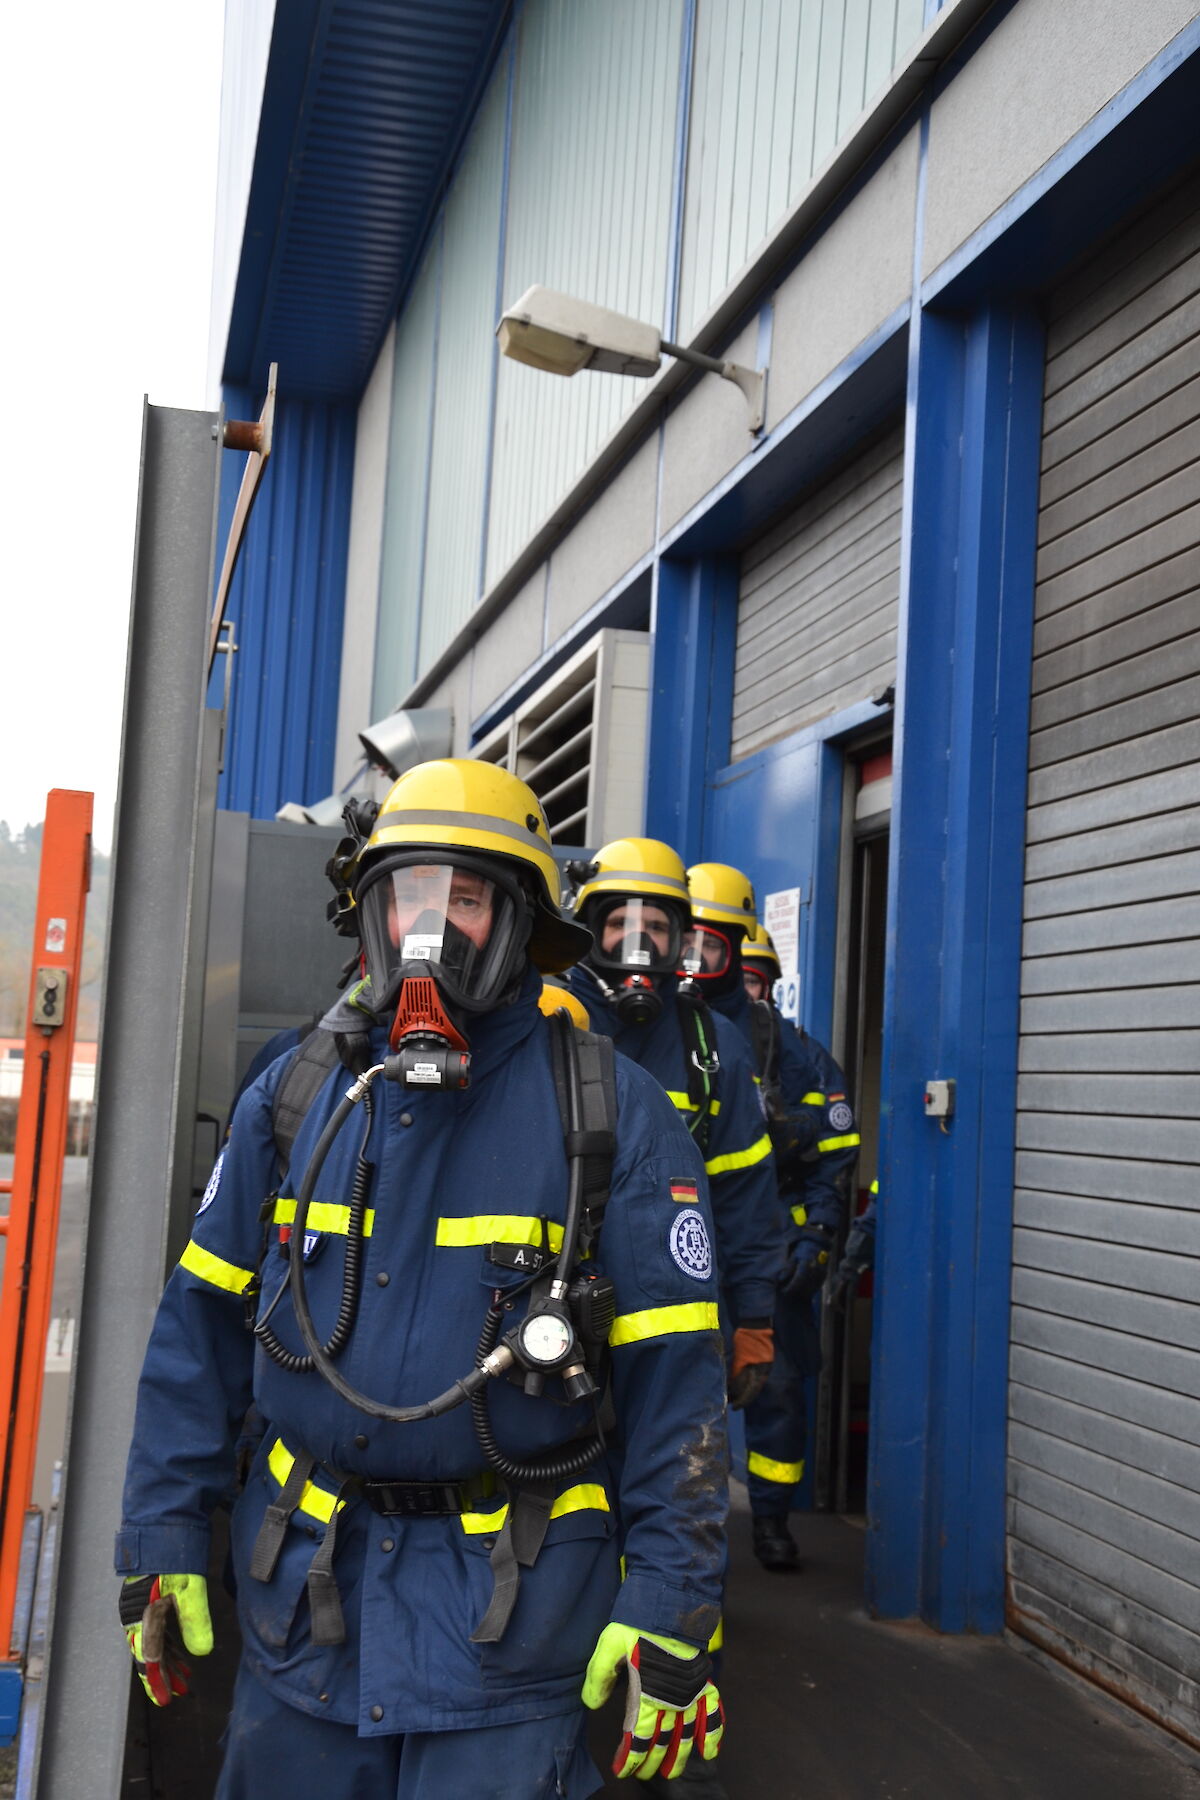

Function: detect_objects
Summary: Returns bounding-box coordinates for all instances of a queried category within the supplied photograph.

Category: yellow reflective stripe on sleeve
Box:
[274,1198,375,1237]
[800,1092,825,1105]
[704,1131,772,1177]
[790,1203,807,1228]
[707,1616,724,1652]
[435,1216,565,1252]
[460,1482,610,1535]
[178,1239,256,1296]
[267,1438,346,1524]
[870,1178,879,1196]
[817,1132,861,1153]
[665,1092,720,1117]
[747,1451,805,1485]
[609,1302,721,1347]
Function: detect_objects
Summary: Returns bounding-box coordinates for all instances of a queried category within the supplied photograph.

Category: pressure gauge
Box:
[517,1310,573,1367]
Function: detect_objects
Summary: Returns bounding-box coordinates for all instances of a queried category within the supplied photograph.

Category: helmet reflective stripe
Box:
[583,867,690,900]
[373,807,548,855]
[689,895,752,925]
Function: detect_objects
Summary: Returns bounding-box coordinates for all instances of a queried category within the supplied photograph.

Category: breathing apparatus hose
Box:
[255,1088,375,1374]
[469,1009,604,1482]
[286,1070,510,1421]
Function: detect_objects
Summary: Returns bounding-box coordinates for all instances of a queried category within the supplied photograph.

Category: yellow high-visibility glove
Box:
[582,1622,724,1781]
[119,1573,213,1706]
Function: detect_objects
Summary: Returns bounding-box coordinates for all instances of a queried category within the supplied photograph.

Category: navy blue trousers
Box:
[742,1292,819,1515]
[216,1661,603,1800]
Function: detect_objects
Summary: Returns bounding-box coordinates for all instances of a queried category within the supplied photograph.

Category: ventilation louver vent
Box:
[472,629,649,846]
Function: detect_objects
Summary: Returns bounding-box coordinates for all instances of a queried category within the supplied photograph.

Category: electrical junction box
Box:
[34,968,69,1030]
[924,1078,955,1119]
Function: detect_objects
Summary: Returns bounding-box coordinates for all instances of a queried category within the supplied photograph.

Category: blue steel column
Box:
[644,555,737,861]
[868,300,1044,1632]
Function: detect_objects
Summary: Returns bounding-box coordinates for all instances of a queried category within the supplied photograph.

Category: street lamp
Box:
[497,285,766,432]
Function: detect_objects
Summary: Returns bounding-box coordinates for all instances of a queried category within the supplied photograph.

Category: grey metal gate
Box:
[1009,171,1200,1746]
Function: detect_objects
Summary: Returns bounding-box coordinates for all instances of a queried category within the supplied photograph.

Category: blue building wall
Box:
[212,389,356,816]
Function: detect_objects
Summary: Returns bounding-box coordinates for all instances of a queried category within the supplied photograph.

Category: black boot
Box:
[643,1755,731,1797]
[752,1512,800,1571]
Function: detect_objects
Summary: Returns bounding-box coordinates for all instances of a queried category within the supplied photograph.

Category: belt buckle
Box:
[369,1479,464,1516]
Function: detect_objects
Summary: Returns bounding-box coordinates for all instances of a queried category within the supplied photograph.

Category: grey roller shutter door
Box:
[731,425,903,760]
[1010,173,1200,1748]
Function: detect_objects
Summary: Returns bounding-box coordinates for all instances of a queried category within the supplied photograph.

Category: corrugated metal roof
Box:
[224,0,511,402]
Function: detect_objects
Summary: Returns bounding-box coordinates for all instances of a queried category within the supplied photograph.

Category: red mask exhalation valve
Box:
[386,976,471,1089]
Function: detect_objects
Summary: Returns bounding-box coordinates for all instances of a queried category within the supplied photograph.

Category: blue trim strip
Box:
[644,556,737,863]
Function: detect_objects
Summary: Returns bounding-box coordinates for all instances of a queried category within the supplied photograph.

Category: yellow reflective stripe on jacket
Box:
[460,1482,610,1536]
[267,1438,346,1525]
[747,1450,805,1485]
[817,1131,861,1154]
[665,1091,720,1117]
[178,1239,256,1296]
[800,1091,825,1105]
[435,1216,565,1252]
[274,1198,375,1237]
[790,1203,808,1228]
[609,1302,721,1347]
[704,1131,772,1177]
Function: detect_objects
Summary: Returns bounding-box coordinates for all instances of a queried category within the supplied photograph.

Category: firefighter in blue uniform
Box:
[685,876,859,1572]
[564,842,781,1413]
[116,762,730,1798]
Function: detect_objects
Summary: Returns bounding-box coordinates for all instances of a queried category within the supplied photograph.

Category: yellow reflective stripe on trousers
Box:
[800,1092,825,1105]
[460,1482,610,1536]
[435,1216,565,1252]
[178,1239,256,1296]
[816,1132,861,1153]
[747,1451,805,1485]
[665,1091,720,1117]
[609,1302,720,1347]
[274,1198,375,1237]
[267,1438,346,1524]
[705,1131,772,1177]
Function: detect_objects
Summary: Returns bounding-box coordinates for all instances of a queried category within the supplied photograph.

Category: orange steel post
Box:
[0,789,92,1659]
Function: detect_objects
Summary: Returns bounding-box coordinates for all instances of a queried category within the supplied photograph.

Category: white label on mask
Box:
[402,932,442,959]
[406,1063,441,1084]
[627,948,651,965]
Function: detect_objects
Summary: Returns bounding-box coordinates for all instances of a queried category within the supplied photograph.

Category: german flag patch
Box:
[670,1179,699,1206]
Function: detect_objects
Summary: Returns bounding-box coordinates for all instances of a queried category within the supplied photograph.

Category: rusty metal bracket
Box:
[207,363,277,676]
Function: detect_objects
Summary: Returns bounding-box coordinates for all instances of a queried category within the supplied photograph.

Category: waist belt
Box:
[358,1474,495,1517]
[249,1437,563,1646]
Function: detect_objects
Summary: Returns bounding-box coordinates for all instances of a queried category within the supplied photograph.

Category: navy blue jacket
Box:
[566,967,780,1323]
[713,987,859,1237]
[117,970,727,1734]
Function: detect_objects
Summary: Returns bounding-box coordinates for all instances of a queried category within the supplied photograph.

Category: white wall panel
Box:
[485,0,683,589]
[677,0,925,338]
[419,75,508,674]
[334,325,395,786]
[373,246,439,718]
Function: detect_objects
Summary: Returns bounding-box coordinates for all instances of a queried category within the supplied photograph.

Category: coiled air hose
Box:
[255,1088,375,1374]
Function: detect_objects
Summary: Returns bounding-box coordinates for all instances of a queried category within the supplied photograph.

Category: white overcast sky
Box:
[0,1,226,852]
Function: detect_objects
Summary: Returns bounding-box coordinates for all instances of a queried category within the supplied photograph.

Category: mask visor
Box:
[591,895,682,977]
[356,858,528,1012]
[681,924,734,980]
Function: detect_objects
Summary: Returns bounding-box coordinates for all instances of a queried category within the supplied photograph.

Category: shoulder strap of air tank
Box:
[272,1027,367,1175]
[675,987,718,1154]
[548,1017,617,1256]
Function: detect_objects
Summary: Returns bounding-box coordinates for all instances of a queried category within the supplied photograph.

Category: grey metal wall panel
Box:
[373,246,439,715]
[731,425,903,758]
[485,0,682,590]
[1010,177,1200,1735]
[420,74,508,673]
[676,0,925,338]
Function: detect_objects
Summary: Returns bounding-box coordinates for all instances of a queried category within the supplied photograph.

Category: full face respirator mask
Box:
[582,894,686,1026]
[354,853,533,1088]
[680,922,744,999]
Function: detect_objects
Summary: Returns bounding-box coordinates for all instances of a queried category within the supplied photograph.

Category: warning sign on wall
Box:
[763,888,801,1023]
